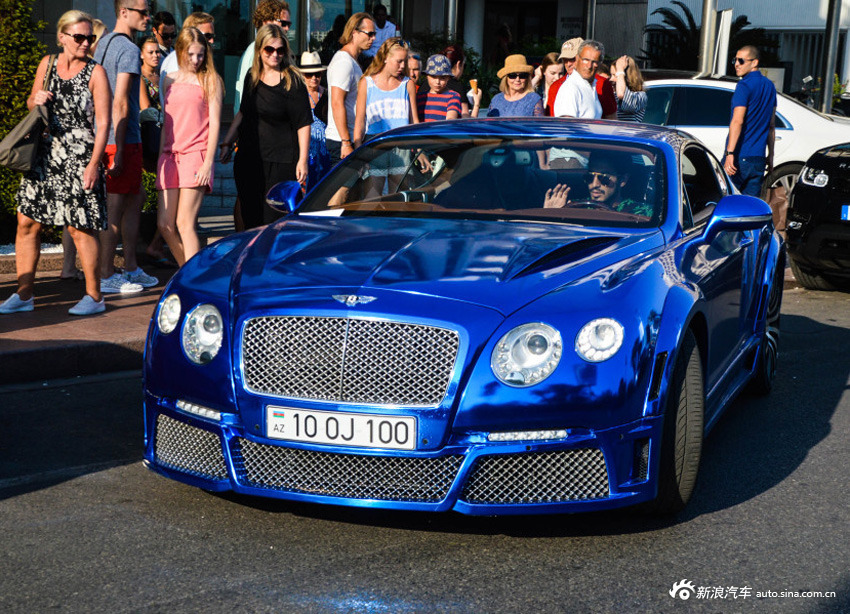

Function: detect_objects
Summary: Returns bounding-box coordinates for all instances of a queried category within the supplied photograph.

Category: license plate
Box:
[842,205,850,221]
[266,406,417,450]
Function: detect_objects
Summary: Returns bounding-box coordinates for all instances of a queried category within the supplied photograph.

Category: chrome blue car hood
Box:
[233,215,664,315]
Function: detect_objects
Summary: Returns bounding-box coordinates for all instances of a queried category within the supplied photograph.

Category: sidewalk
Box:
[0,157,236,385]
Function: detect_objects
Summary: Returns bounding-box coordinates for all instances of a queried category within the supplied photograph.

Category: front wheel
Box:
[747,261,784,395]
[651,330,704,515]
[789,257,837,291]
[765,163,803,195]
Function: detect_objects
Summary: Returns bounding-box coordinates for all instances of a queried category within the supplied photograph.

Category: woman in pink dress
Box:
[156,27,223,266]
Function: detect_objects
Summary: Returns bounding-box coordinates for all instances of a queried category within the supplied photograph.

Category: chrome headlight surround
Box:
[575,318,624,362]
[181,304,223,365]
[491,322,563,387]
[799,166,829,188]
[156,293,181,334]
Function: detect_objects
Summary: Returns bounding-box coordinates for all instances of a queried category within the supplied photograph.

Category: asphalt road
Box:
[1,287,848,614]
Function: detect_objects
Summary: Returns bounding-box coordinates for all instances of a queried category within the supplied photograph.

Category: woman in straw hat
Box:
[486,54,543,118]
[300,50,331,188]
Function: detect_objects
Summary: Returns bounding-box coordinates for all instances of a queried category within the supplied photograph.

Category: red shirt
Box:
[547,73,617,118]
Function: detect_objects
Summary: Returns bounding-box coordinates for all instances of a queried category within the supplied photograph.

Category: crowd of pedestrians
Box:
[0,3,675,318]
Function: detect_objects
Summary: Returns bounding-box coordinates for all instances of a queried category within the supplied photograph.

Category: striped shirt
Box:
[416,90,462,122]
[616,87,647,122]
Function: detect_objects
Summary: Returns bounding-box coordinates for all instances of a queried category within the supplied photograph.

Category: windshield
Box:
[298,137,666,228]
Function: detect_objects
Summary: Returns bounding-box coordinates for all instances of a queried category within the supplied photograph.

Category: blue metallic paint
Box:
[143,119,783,514]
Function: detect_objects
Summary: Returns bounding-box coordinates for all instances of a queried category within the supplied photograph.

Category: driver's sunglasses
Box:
[584,171,617,188]
[733,57,753,66]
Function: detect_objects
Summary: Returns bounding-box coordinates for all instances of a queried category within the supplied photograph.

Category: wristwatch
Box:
[724,150,733,157]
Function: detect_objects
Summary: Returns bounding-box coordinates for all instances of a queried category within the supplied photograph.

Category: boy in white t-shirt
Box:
[325,12,376,164]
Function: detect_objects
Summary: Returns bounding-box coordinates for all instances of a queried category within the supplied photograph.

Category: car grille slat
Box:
[242,316,459,406]
[461,449,609,504]
[154,415,228,480]
[233,438,464,502]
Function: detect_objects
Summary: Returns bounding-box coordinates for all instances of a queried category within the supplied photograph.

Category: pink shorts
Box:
[155,150,213,192]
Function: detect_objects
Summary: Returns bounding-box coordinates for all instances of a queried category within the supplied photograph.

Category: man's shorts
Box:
[103,143,143,195]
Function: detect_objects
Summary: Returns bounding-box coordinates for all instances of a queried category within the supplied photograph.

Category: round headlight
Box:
[491,323,562,387]
[575,318,624,362]
[157,293,181,334]
[181,304,223,365]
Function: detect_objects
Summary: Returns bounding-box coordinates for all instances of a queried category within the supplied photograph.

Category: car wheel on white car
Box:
[765,162,803,195]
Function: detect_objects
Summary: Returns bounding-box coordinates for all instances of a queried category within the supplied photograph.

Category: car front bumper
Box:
[143,392,663,515]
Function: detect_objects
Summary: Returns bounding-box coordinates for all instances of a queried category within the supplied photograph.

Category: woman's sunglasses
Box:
[263,46,287,55]
[507,72,529,80]
[584,171,618,188]
[65,33,97,45]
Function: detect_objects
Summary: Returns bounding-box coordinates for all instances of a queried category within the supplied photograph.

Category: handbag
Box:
[0,55,56,172]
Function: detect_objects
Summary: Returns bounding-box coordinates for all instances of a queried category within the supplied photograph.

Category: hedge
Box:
[0,0,46,241]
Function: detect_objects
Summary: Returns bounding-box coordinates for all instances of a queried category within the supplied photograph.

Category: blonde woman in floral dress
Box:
[1,10,111,316]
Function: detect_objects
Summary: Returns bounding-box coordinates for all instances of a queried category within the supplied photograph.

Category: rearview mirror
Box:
[704,194,773,243]
[266,180,304,213]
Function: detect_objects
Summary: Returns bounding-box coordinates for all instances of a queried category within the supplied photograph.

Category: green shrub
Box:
[0,0,47,241]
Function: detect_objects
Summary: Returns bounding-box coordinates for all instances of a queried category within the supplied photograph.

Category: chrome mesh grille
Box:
[154,415,228,480]
[461,448,609,504]
[242,316,459,406]
[233,438,463,502]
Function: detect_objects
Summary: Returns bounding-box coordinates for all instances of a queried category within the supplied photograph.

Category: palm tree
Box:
[642,1,779,70]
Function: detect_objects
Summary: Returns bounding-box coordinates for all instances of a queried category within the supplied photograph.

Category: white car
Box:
[644,78,850,192]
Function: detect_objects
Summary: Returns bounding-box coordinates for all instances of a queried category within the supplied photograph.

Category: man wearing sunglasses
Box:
[152,11,176,56]
[363,4,397,60]
[94,0,158,294]
[724,46,776,197]
[553,39,604,119]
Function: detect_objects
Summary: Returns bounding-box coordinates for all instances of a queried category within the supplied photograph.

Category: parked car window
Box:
[645,87,674,126]
[298,138,666,229]
[669,87,733,127]
[682,145,724,227]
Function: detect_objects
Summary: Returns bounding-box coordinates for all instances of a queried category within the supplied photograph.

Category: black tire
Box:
[789,257,836,291]
[765,162,803,195]
[651,330,704,515]
[747,263,783,395]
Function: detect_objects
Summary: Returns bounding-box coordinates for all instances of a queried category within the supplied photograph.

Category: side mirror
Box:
[704,194,772,243]
[266,180,304,213]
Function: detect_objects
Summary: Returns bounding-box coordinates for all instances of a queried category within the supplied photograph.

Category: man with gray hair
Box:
[553,39,605,119]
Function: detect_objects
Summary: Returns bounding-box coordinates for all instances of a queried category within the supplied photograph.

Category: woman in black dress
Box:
[219,24,311,228]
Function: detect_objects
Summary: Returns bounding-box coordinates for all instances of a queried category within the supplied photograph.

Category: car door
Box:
[666,85,734,160]
[680,144,753,410]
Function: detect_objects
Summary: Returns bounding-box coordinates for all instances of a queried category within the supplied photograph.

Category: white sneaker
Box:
[0,293,34,314]
[69,294,106,315]
[123,267,159,288]
[101,273,143,294]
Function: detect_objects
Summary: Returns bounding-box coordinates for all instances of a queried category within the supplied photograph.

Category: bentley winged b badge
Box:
[333,295,377,307]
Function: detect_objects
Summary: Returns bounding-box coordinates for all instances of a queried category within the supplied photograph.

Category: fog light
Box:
[176,399,221,421]
[488,429,568,442]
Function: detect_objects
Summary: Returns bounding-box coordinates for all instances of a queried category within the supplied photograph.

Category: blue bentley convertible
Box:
[143,119,784,515]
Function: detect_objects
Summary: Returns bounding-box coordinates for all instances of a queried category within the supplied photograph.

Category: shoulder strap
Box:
[42,55,56,90]
[99,32,133,63]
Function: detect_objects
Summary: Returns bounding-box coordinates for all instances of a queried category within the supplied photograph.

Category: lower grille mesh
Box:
[154,415,228,480]
[234,438,463,502]
[461,448,609,504]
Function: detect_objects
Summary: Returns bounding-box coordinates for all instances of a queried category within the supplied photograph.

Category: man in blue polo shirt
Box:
[723,45,776,196]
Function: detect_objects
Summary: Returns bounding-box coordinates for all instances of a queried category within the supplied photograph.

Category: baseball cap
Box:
[559,37,584,60]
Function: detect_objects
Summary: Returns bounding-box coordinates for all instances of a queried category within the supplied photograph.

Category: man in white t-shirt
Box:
[363,4,396,59]
[326,12,376,164]
[553,40,604,119]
